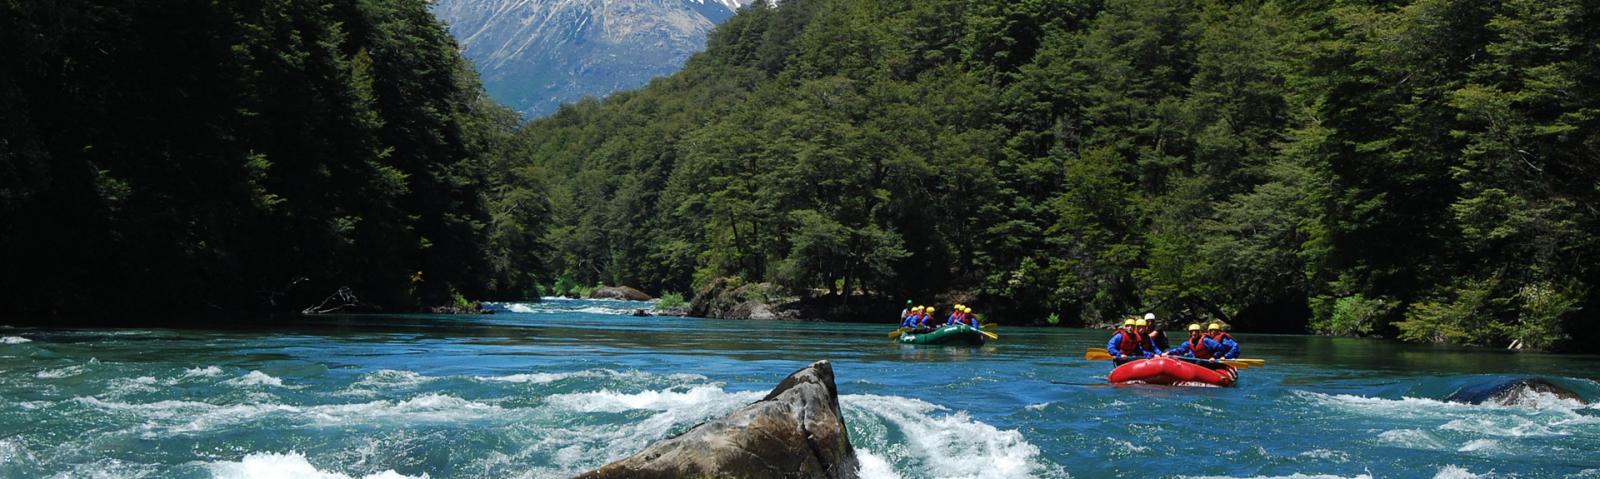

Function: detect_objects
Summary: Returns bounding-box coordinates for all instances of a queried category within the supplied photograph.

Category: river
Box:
[2,298,1597,478]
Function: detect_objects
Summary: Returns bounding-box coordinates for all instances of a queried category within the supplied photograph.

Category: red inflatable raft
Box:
[1108,357,1238,387]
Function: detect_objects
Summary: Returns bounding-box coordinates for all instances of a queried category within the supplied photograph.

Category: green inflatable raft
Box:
[898,325,986,346]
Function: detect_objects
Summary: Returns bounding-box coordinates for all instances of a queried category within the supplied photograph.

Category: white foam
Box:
[1377,429,1448,450]
[503,384,767,477]
[1457,439,1498,452]
[107,376,161,396]
[306,394,504,426]
[1432,465,1492,479]
[36,365,86,379]
[855,448,903,479]
[353,370,429,388]
[1440,416,1559,438]
[1,336,31,344]
[184,366,225,378]
[1298,449,1350,462]
[0,438,35,466]
[476,369,708,385]
[1023,402,1051,411]
[1108,438,1150,454]
[547,385,761,413]
[1497,389,1588,411]
[208,451,428,479]
[1178,474,1374,479]
[488,301,644,316]
[74,393,505,437]
[1299,392,1474,419]
[225,371,286,388]
[841,394,1064,479]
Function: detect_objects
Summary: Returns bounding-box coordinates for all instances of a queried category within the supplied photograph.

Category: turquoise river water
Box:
[2,298,1598,478]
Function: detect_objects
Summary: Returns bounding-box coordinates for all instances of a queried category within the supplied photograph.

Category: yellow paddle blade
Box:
[980,330,999,340]
[1084,349,1114,361]
[887,328,907,339]
[982,323,998,330]
[1226,358,1265,367]
[1088,348,1109,355]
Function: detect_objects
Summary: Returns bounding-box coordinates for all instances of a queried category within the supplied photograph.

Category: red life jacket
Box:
[1116,330,1145,356]
[1187,336,1213,359]
[1209,332,1235,343]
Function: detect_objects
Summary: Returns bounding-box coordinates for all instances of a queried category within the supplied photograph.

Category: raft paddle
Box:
[980,330,999,340]
[1084,349,1115,361]
[887,327,908,339]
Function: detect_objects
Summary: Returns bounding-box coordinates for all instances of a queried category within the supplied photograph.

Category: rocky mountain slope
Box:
[432,0,747,118]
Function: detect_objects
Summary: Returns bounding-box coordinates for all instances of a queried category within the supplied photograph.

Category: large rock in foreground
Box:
[575,360,859,479]
[589,286,654,301]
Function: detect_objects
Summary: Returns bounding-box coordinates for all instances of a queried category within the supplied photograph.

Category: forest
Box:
[519,0,1599,350]
[2,0,1596,351]
[0,0,548,314]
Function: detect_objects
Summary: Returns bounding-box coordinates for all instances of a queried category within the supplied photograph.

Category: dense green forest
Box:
[2,0,1595,351]
[522,0,1600,350]
[0,0,548,314]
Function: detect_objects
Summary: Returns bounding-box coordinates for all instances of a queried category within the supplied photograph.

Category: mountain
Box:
[432,0,748,118]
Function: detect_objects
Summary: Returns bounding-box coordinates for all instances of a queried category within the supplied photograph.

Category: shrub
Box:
[1319,294,1390,336]
[451,288,473,310]
[1509,282,1580,350]
[1394,276,1505,345]
[656,292,688,310]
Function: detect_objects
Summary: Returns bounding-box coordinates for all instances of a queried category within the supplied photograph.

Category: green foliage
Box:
[1314,295,1392,337]
[1511,283,1581,350]
[451,289,474,311]
[0,0,549,313]
[1396,276,1509,345]
[509,0,1600,350]
[14,0,1597,351]
[655,292,689,310]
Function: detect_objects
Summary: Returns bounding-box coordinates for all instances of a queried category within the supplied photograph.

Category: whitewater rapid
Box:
[3,302,1598,478]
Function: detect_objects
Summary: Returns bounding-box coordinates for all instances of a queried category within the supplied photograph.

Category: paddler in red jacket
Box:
[960,306,980,328]
[1206,323,1240,359]
[1164,323,1225,361]
[1106,318,1157,361]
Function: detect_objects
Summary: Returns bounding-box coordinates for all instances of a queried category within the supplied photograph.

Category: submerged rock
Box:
[575,360,859,479]
[590,286,654,301]
[1447,378,1586,406]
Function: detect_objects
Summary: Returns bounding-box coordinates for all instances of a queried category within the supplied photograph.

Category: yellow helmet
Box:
[964,306,973,313]
[915,306,924,312]
[1208,323,1223,331]
[1135,319,1148,327]
[1187,323,1202,332]
[1123,318,1137,326]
